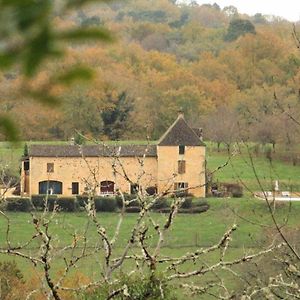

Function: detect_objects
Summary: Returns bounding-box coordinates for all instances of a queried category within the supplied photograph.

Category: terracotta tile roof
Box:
[29,144,157,158]
[158,115,205,146]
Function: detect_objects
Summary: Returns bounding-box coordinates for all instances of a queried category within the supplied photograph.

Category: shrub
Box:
[76,195,89,208]
[31,195,58,210]
[178,208,190,214]
[156,207,171,213]
[265,146,273,162]
[31,194,46,209]
[94,197,117,212]
[6,197,32,212]
[116,193,140,207]
[174,190,188,197]
[181,197,193,209]
[47,196,59,211]
[57,197,76,212]
[232,188,243,198]
[152,198,169,210]
[12,184,20,195]
[221,183,243,198]
[125,206,141,213]
[190,205,209,213]
[0,261,26,300]
[80,272,175,300]
[146,186,157,196]
[115,195,124,208]
[193,198,208,207]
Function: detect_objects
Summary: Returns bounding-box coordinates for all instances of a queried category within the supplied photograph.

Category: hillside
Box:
[1,0,300,146]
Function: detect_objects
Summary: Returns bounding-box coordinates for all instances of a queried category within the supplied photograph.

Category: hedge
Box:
[152,198,169,210]
[192,198,208,207]
[56,197,76,212]
[125,206,141,213]
[76,195,89,208]
[116,193,139,208]
[94,197,117,212]
[4,195,209,213]
[6,197,32,212]
[31,195,58,210]
[145,186,157,196]
[178,206,209,214]
[181,197,193,209]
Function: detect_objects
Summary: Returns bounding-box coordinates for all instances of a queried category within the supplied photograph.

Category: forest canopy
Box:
[0,0,299,144]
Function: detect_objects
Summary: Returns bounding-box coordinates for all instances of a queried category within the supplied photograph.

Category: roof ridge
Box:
[158,115,204,146]
[29,144,157,157]
[158,114,184,145]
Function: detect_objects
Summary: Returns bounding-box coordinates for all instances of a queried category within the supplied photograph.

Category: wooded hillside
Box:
[1,0,300,146]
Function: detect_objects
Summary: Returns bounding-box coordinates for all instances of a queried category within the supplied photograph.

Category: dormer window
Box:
[179,145,185,155]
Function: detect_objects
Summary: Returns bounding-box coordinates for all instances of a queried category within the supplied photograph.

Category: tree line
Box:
[0,0,299,146]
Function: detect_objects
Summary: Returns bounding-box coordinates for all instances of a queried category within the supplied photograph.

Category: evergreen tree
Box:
[101,92,133,140]
[225,18,256,41]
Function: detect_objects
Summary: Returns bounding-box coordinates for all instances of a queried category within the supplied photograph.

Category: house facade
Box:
[21,114,206,197]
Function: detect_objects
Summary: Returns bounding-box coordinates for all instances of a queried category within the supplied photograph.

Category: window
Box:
[174,182,188,196]
[179,145,185,155]
[178,160,186,174]
[24,160,29,171]
[72,182,79,195]
[47,163,54,173]
[175,182,188,190]
[39,181,63,195]
[100,181,115,194]
[130,183,139,194]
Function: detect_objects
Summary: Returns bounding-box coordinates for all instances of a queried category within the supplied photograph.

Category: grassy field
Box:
[0,197,299,299]
[1,141,300,297]
[1,198,299,270]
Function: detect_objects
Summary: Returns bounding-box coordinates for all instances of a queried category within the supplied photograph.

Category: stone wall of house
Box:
[27,156,158,196]
[21,146,206,198]
[157,145,206,197]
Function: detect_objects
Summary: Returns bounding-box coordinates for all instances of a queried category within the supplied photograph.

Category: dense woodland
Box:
[1,0,300,149]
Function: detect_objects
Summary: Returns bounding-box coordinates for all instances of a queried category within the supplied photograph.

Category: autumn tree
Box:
[203,106,238,152]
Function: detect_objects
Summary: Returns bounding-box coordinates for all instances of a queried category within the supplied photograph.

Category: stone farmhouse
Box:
[21,113,206,197]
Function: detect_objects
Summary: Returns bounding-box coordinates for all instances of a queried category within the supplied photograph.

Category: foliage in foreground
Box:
[80,272,176,300]
[0,261,27,300]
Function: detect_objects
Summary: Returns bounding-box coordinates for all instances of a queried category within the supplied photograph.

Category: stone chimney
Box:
[178,107,184,119]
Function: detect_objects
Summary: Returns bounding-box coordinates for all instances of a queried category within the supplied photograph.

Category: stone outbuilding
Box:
[21,114,206,197]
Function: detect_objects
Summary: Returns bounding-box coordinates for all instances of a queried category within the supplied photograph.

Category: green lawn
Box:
[0,198,299,299]
[207,151,300,191]
[1,198,299,269]
[1,141,299,297]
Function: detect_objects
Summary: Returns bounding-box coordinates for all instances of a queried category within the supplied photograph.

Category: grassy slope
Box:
[1,198,297,247]
[208,152,300,191]
[1,141,300,296]
[1,198,299,269]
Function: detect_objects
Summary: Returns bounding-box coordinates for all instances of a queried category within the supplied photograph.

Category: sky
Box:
[191,0,300,21]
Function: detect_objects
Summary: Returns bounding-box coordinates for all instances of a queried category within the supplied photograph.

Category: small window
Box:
[72,182,79,195]
[179,145,185,155]
[130,183,139,194]
[174,182,188,196]
[174,182,188,191]
[178,160,186,174]
[47,163,54,173]
[24,160,29,171]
